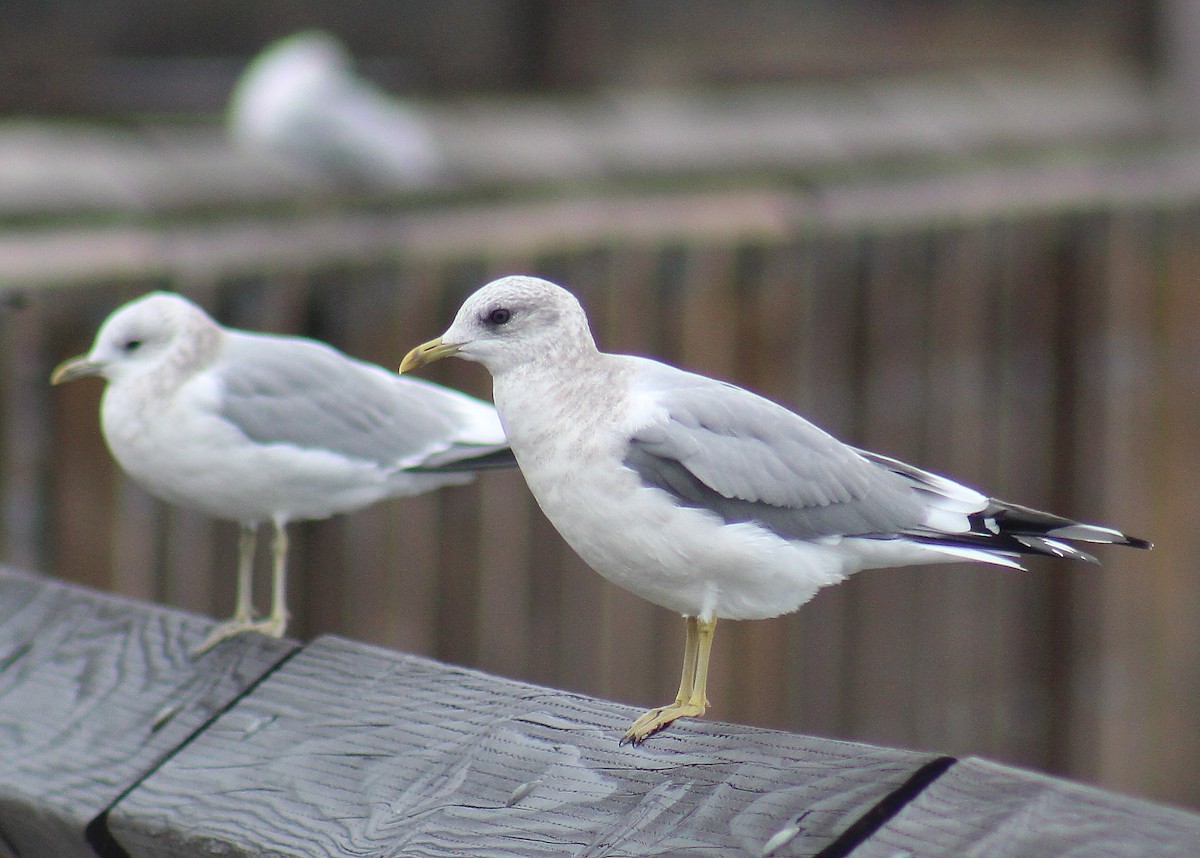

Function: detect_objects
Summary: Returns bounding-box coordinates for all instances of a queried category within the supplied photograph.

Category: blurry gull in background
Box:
[401,275,1151,745]
[54,292,512,654]
[227,30,445,189]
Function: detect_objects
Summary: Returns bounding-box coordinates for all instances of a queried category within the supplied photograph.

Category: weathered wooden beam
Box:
[2,568,1199,857]
[0,568,297,857]
[101,634,946,857]
[851,757,1200,857]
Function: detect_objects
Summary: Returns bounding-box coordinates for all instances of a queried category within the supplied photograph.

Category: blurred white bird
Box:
[54,292,512,654]
[401,275,1152,744]
[227,30,445,189]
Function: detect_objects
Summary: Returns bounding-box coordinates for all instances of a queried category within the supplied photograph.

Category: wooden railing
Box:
[2,568,1197,857]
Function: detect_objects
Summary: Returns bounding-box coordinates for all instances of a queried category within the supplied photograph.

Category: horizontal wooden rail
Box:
[0,567,1195,857]
[7,142,1200,291]
[0,68,1161,222]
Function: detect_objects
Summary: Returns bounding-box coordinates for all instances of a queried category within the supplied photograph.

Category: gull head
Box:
[51,292,220,386]
[400,275,596,377]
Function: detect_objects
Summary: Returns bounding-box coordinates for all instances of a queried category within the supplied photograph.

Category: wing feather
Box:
[622,365,925,541]
[216,331,506,469]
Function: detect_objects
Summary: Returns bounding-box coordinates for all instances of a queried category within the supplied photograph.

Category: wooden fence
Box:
[4,567,1199,857]
[0,72,1196,813]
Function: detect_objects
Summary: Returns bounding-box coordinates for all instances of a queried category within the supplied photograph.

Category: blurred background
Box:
[1,0,1196,811]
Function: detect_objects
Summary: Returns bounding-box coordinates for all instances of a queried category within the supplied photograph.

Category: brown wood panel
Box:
[912,224,1017,762]
[845,230,933,750]
[1136,210,1200,804]
[987,217,1069,772]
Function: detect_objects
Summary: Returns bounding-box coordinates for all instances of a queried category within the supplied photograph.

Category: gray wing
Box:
[216,331,499,469]
[623,368,926,541]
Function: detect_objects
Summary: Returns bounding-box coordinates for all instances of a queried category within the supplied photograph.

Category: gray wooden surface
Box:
[852,758,1200,858]
[0,568,297,857]
[0,568,1196,857]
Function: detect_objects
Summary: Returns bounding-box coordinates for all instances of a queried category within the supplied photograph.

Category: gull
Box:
[400,275,1152,745]
[53,291,513,654]
[227,30,445,189]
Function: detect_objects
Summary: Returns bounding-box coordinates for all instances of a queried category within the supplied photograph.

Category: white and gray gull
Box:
[54,292,513,654]
[399,274,1152,746]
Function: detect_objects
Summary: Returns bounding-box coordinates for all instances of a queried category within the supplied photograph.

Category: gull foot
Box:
[619,700,706,746]
[191,615,288,656]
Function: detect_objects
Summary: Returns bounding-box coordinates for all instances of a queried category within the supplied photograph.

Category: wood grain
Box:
[851,757,1200,857]
[0,572,1197,856]
[0,568,296,857]
[106,635,943,858]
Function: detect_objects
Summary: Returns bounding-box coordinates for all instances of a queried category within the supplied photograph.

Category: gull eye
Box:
[487,307,512,326]
[122,339,144,354]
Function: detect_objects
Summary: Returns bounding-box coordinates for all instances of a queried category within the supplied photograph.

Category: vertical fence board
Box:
[988,217,1067,771]
[913,224,1011,760]
[1081,210,1161,795]
[1046,212,1155,793]
[847,230,933,749]
[780,234,863,739]
[1137,211,1200,804]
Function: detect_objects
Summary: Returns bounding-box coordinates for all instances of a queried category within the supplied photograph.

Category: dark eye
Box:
[122,339,143,354]
[487,307,512,326]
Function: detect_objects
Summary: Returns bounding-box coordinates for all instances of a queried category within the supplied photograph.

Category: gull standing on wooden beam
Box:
[400,275,1152,745]
[54,292,514,654]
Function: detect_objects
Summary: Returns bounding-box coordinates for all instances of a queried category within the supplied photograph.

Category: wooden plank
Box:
[1067,210,1161,795]
[781,234,861,739]
[383,262,476,658]
[0,70,1160,218]
[1033,211,1159,793]
[911,224,1013,761]
[0,298,50,572]
[846,230,931,749]
[851,757,1200,857]
[4,571,1199,855]
[10,142,1200,294]
[0,567,297,857]
[1129,210,1200,802]
[104,634,945,858]
[985,217,1071,771]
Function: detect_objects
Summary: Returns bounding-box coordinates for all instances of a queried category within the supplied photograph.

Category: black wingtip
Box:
[407,446,518,474]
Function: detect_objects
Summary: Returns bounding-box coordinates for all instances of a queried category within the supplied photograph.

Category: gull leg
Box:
[232,523,257,623]
[259,516,291,638]
[192,520,291,656]
[192,522,262,655]
[621,615,717,745]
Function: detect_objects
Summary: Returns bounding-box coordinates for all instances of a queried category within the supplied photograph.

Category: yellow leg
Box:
[621,615,717,745]
[262,516,291,637]
[232,523,257,623]
[191,519,290,656]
